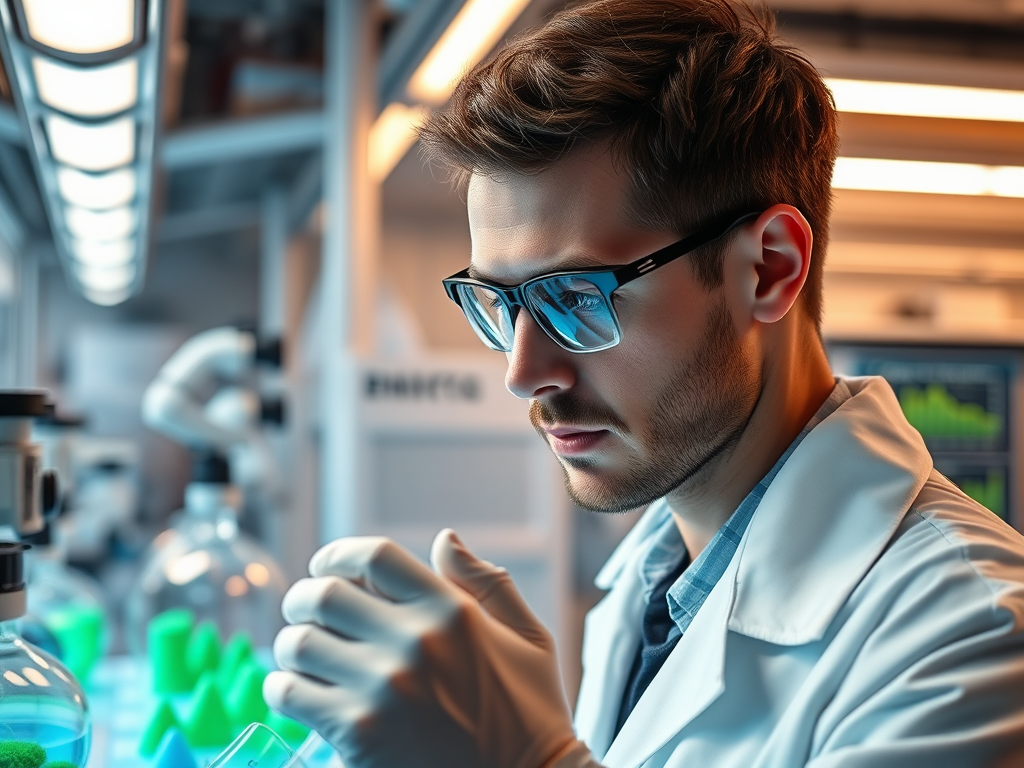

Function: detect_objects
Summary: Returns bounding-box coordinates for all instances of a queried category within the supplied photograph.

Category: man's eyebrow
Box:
[466,254,613,283]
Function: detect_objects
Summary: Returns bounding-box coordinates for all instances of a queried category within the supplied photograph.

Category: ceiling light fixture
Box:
[369,102,429,183]
[56,166,137,209]
[64,204,137,240]
[833,157,1024,197]
[45,114,135,171]
[75,262,135,292]
[70,238,134,268]
[407,0,532,105]
[83,287,132,306]
[17,0,138,57]
[825,78,1024,123]
[33,56,138,117]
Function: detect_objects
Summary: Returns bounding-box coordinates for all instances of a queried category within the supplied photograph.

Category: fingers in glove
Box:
[263,670,358,739]
[310,536,447,603]
[431,528,551,647]
[282,576,402,640]
[273,623,391,689]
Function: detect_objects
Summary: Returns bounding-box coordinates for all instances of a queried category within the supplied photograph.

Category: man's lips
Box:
[542,426,609,455]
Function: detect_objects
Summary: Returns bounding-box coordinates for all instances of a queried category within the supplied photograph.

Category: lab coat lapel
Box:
[575,503,675,759]
[574,556,646,760]
[727,376,933,644]
[600,543,738,768]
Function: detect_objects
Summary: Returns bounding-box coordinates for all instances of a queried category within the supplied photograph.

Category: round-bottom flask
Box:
[126,481,287,655]
[0,543,91,767]
[26,549,108,682]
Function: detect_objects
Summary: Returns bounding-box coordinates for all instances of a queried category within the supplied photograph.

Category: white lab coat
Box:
[574,376,1024,768]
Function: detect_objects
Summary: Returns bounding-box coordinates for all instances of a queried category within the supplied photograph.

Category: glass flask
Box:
[25,542,109,682]
[126,479,287,655]
[0,542,91,767]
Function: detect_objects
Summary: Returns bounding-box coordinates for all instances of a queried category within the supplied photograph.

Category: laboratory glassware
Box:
[125,453,287,655]
[210,726,335,768]
[0,541,91,767]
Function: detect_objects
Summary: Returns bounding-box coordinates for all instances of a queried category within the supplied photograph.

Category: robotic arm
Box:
[142,327,283,452]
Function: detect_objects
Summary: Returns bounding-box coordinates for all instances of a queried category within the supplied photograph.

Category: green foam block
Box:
[149,609,196,694]
[217,632,254,690]
[186,621,221,681]
[263,712,310,747]
[139,699,180,758]
[226,661,269,725]
[183,672,234,749]
[0,741,46,768]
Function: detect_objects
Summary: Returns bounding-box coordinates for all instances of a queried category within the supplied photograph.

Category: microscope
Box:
[0,390,61,541]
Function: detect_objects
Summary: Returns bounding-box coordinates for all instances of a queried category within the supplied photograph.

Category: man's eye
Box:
[559,290,604,313]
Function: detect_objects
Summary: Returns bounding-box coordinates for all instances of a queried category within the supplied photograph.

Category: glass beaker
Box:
[209,723,312,768]
[126,481,287,655]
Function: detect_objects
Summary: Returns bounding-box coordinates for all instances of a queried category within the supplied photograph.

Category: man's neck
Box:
[664,324,835,560]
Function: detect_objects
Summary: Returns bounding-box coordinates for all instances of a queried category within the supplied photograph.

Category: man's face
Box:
[466,148,762,512]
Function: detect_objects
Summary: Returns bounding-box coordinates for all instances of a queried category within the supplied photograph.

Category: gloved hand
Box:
[263,529,601,768]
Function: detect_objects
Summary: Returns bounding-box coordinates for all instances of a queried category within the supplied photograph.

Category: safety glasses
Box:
[442,212,760,353]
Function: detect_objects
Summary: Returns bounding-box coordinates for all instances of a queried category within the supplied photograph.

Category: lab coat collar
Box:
[594,376,932,645]
[726,375,933,645]
[586,377,933,767]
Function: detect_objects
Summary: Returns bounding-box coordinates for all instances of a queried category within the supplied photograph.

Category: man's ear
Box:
[743,204,813,324]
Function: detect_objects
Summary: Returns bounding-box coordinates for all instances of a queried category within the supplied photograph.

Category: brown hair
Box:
[419,0,838,328]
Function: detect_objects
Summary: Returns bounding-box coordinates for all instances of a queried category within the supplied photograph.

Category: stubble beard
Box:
[530,298,762,513]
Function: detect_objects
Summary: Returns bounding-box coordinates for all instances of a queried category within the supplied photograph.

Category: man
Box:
[264,2,1024,766]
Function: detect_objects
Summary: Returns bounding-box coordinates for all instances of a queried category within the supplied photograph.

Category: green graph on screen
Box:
[955,471,1006,519]
[899,384,1002,440]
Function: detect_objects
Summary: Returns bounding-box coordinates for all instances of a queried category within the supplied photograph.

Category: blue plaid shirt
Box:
[616,380,852,731]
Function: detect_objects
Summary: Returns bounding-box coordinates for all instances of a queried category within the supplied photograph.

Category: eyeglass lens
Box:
[457,275,620,352]
[457,284,515,351]
[524,276,619,351]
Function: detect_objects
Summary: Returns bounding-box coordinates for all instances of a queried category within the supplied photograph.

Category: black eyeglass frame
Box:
[442,211,762,353]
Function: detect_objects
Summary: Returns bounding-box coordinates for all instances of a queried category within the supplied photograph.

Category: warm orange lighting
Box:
[833,158,1024,198]
[826,78,1024,123]
[408,0,532,105]
[244,562,271,588]
[369,103,429,183]
[225,575,249,597]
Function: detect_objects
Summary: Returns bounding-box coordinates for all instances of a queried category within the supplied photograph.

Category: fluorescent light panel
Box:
[57,166,136,209]
[408,0,532,105]
[833,158,1024,197]
[826,78,1024,123]
[65,204,137,239]
[46,114,135,171]
[71,238,134,267]
[83,286,132,306]
[369,103,429,183]
[75,261,135,291]
[21,0,135,55]
[33,56,138,117]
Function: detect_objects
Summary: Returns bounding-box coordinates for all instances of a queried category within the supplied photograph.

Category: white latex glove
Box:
[264,529,602,768]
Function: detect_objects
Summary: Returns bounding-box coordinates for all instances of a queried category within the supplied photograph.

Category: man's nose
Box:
[504,310,576,399]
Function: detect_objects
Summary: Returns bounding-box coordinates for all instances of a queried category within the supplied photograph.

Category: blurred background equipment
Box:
[127,325,288,654]
[0,2,1019,767]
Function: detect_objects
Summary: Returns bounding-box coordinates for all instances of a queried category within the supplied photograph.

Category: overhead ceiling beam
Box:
[161,109,325,169]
